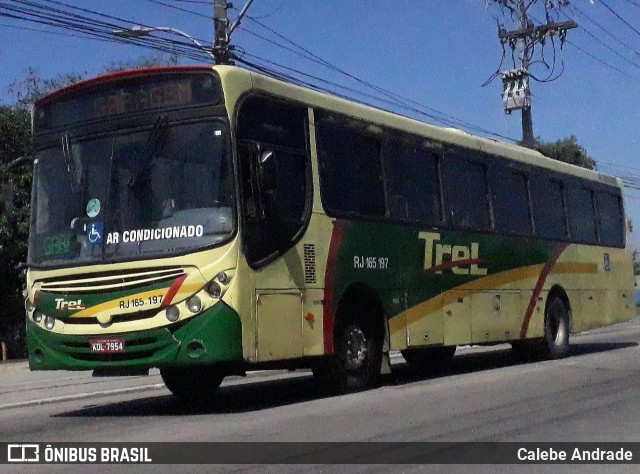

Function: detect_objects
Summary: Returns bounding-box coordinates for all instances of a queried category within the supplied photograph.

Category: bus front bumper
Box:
[27,301,243,371]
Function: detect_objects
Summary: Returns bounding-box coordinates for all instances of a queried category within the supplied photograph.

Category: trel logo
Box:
[419,232,489,276]
[54,298,86,311]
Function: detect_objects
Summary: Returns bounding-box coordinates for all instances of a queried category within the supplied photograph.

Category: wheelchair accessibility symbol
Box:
[87,221,103,244]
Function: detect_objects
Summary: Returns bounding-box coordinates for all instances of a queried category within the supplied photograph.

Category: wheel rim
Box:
[548,301,567,347]
[343,324,368,371]
[554,315,567,347]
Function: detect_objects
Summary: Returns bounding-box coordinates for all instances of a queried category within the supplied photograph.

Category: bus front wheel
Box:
[313,315,383,394]
[160,366,224,402]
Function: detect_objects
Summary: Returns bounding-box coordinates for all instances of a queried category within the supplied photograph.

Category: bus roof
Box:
[34,63,622,190]
[214,65,621,190]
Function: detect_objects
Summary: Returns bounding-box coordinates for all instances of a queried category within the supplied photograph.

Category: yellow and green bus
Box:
[24,65,635,398]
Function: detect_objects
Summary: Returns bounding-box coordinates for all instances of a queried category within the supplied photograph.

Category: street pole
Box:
[518,1,535,148]
[496,0,576,148]
[213,0,231,65]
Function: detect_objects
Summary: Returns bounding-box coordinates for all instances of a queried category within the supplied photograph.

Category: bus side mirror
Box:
[258,150,277,194]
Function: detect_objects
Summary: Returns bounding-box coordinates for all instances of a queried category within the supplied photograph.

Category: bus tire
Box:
[160,366,224,402]
[314,305,383,394]
[401,346,456,373]
[541,296,570,359]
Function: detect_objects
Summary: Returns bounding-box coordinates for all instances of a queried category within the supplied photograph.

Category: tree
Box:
[0,106,32,358]
[534,135,596,170]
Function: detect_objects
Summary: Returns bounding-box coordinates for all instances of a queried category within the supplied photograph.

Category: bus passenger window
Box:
[444,158,491,231]
[491,168,532,236]
[385,143,441,225]
[567,186,598,244]
[316,122,385,218]
[596,191,624,248]
[531,176,567,240]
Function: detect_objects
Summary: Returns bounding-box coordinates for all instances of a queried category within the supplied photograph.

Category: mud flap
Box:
[380,318,392,375]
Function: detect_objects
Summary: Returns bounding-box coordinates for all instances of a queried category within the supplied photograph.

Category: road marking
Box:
[0,383,166,411]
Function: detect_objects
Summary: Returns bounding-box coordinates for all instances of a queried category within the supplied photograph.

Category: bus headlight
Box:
[44,315,56,330]
[25,300,35,313]
[186,295,202,314]
[206,281,222,299]
[166,305,180,322]
[33,310,43,323]
[216,271,230,284]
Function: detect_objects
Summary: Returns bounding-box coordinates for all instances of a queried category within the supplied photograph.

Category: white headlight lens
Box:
[166,305,180,322]
[33,310,43,323]
[44,315,55,330]
[207,281,222,298]
[186,295,202,314]
[216,271,229,284]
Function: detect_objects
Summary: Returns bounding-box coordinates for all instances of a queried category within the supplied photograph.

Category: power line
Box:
[0,0,213,62]
[599,0,640,38]
[238,15,517,141]
[564,39,640,83]
[569,4,640,70]
[140,0,211,20]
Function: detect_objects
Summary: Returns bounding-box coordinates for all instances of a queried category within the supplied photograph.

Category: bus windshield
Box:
[28,120,235,266]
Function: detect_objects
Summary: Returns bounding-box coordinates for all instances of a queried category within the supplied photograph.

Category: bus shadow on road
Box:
[392,341,638,385]
[54,340,636,418]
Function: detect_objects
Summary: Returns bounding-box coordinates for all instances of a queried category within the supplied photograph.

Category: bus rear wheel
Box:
[541,297,570,359]
[314,316,383,394]
[160,366,224,402]
[401,346,456,373]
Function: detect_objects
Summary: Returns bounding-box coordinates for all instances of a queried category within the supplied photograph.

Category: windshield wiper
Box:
[62,133,82,193]
[128,116,170,191]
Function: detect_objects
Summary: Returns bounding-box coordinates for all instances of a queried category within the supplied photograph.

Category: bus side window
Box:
[385,142,442,225]
[596,191,624,248]
[316,120,385,218]
[491,166,532,236]
[567,185,599,244]
[531,176,568,240]
[443,156,491,231]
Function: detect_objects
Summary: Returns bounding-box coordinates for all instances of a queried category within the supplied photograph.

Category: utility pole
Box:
[213,0,231,65]
[213,0,256,65]
[495,0,577,148]
[518,0,534,147]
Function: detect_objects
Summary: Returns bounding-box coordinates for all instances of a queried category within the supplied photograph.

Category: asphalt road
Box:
[1,318,640,473]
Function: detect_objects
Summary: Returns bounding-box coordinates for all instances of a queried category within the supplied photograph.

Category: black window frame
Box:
[383,138,444,227]
[315,113,387,220]
[442,150,493,233]
[490,163,534,237]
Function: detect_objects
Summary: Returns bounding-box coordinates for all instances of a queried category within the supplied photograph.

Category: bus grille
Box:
[38,267,186,294]
[64,309,159,325]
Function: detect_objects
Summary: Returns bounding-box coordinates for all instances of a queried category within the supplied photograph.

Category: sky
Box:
[2,0,640,248]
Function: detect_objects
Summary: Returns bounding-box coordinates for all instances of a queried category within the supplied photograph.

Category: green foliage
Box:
[0,106,32,357]
[8,67,86,108]
[103,53,178,74]
[534,135,596,170]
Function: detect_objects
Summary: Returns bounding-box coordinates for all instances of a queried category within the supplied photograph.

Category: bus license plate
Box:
[90,338,125,353]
